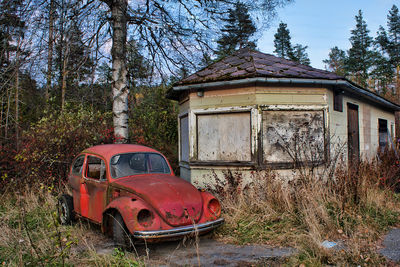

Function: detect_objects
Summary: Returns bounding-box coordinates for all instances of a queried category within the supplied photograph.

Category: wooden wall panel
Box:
[197,112,251,161]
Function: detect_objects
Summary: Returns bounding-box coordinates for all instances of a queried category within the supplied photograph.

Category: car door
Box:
[68,154,86,216]
[83,155,108,223]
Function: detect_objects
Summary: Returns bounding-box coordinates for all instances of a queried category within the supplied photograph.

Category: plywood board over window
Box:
[180,115,189,162]
[197,112,251,161]
[262,110,325,166]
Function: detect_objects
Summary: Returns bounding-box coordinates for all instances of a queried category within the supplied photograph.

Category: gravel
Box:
[380,228,400,262]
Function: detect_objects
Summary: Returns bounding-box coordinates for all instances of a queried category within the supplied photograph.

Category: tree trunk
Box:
[46,0,55,101]
[396,65,399,103]
[108,0,129,143]
[0,95,4,142]
[61,49,69,111]
[5,87,11,140]
[15,60,19,150]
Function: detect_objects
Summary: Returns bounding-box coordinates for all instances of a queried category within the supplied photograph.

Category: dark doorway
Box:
[347,103,360,166]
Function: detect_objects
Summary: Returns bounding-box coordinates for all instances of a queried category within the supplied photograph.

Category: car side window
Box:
[71,155,85,176]
[86,156,107,180]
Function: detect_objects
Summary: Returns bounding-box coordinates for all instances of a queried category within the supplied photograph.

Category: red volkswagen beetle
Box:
[57,144,224,245]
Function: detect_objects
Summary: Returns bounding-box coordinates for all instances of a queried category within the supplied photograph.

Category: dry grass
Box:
[1,155,399,266]
[211,163,400,266]
[0,187,142,266]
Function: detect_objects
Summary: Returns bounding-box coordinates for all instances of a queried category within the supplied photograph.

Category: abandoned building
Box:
[168,48,400,186]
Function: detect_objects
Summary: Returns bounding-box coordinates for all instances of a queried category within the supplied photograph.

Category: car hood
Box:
[112,174,203,226]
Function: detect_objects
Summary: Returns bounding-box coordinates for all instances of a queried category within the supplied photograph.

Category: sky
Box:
[258,0,398,70]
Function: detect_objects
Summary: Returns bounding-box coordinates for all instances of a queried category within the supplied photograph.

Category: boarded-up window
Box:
[180,116,189,162]
[391,123,394,140]
[378,119,388,153]
[334,92,343,112]
[262,110,325,164]
[197,112,251,161]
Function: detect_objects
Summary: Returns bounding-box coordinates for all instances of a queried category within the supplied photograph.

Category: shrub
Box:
[376,148,400,192]
[2,106,113,190]
[129,85,178,172]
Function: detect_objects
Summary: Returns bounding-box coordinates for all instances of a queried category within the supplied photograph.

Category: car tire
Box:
[112,212,131,248]
[57,194,74,225]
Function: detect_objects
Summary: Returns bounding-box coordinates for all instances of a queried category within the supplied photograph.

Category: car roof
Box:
[83,144,160,160]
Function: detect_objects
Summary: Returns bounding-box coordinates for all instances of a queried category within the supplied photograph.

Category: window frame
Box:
[71,155,86,176]
[179,114,189,163]
[84,155,107,181]
[191,108,256,166]
[378,118,388,153]
[260,107,328,169]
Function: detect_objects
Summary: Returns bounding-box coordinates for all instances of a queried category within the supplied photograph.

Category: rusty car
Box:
[57,144,224,245]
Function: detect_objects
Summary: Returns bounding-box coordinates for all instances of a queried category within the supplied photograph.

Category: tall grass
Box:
[211,158,400,265]
[0,188,142,266]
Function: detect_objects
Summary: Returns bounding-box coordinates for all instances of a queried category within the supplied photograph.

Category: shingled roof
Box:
[169,48,400,111]
[177,48,343,86]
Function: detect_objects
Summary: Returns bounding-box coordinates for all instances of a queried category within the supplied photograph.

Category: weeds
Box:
[0,188,142,266]
[211,157,400,266]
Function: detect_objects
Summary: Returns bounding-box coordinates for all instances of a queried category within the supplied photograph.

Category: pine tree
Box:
[274,22,293,59]
[292,44,310,66]
[346,10,374,87]
[373,26,394,94]
[216,2,257,58]
[372,5,400,95]
[54,13,93,108]
[274,22,310,65]
[385,5,400,95]
[126,39,151,89]
[387,5,400,72]
[0,0,25,82]
[323,46,347,76]
[66,21,93,87]
[0,0,27,142]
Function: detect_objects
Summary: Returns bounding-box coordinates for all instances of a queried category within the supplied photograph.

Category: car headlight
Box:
[208,199,221,217]
[137,209,153,227]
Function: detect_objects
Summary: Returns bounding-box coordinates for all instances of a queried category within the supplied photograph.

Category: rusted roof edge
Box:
[171,77,400,111]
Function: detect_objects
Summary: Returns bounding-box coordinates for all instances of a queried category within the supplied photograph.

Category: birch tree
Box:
[100,0,293,143]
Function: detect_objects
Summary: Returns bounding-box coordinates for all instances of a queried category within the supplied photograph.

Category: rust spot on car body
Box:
[64,144,223,241]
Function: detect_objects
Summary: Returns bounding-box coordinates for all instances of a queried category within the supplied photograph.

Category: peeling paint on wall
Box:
[262,110,325,164]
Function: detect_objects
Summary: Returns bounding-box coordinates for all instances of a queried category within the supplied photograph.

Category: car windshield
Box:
[110,152,171,178]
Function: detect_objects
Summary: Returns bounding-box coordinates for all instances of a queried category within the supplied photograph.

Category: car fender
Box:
[102,196,161,234]
[199,191,221,222]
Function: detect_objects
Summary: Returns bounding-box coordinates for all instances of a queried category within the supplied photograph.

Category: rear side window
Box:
[71,155,85,176]
[86,156,107,180]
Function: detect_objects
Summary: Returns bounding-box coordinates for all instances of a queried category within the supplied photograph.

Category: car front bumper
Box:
[133,218,225,239]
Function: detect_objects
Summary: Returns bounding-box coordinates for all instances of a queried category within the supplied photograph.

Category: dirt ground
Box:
[380,228,400,263]
[72,223,400,266]
[94,236,295,266]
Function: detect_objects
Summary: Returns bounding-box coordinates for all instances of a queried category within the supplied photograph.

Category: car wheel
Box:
[112,212,131,247]
[57,194,74,225]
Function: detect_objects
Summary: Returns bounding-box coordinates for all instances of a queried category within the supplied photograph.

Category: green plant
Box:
[129,85,178,172]
[3,105,113,190]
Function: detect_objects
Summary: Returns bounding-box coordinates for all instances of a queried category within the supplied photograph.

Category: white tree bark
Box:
[106,0,129,143]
